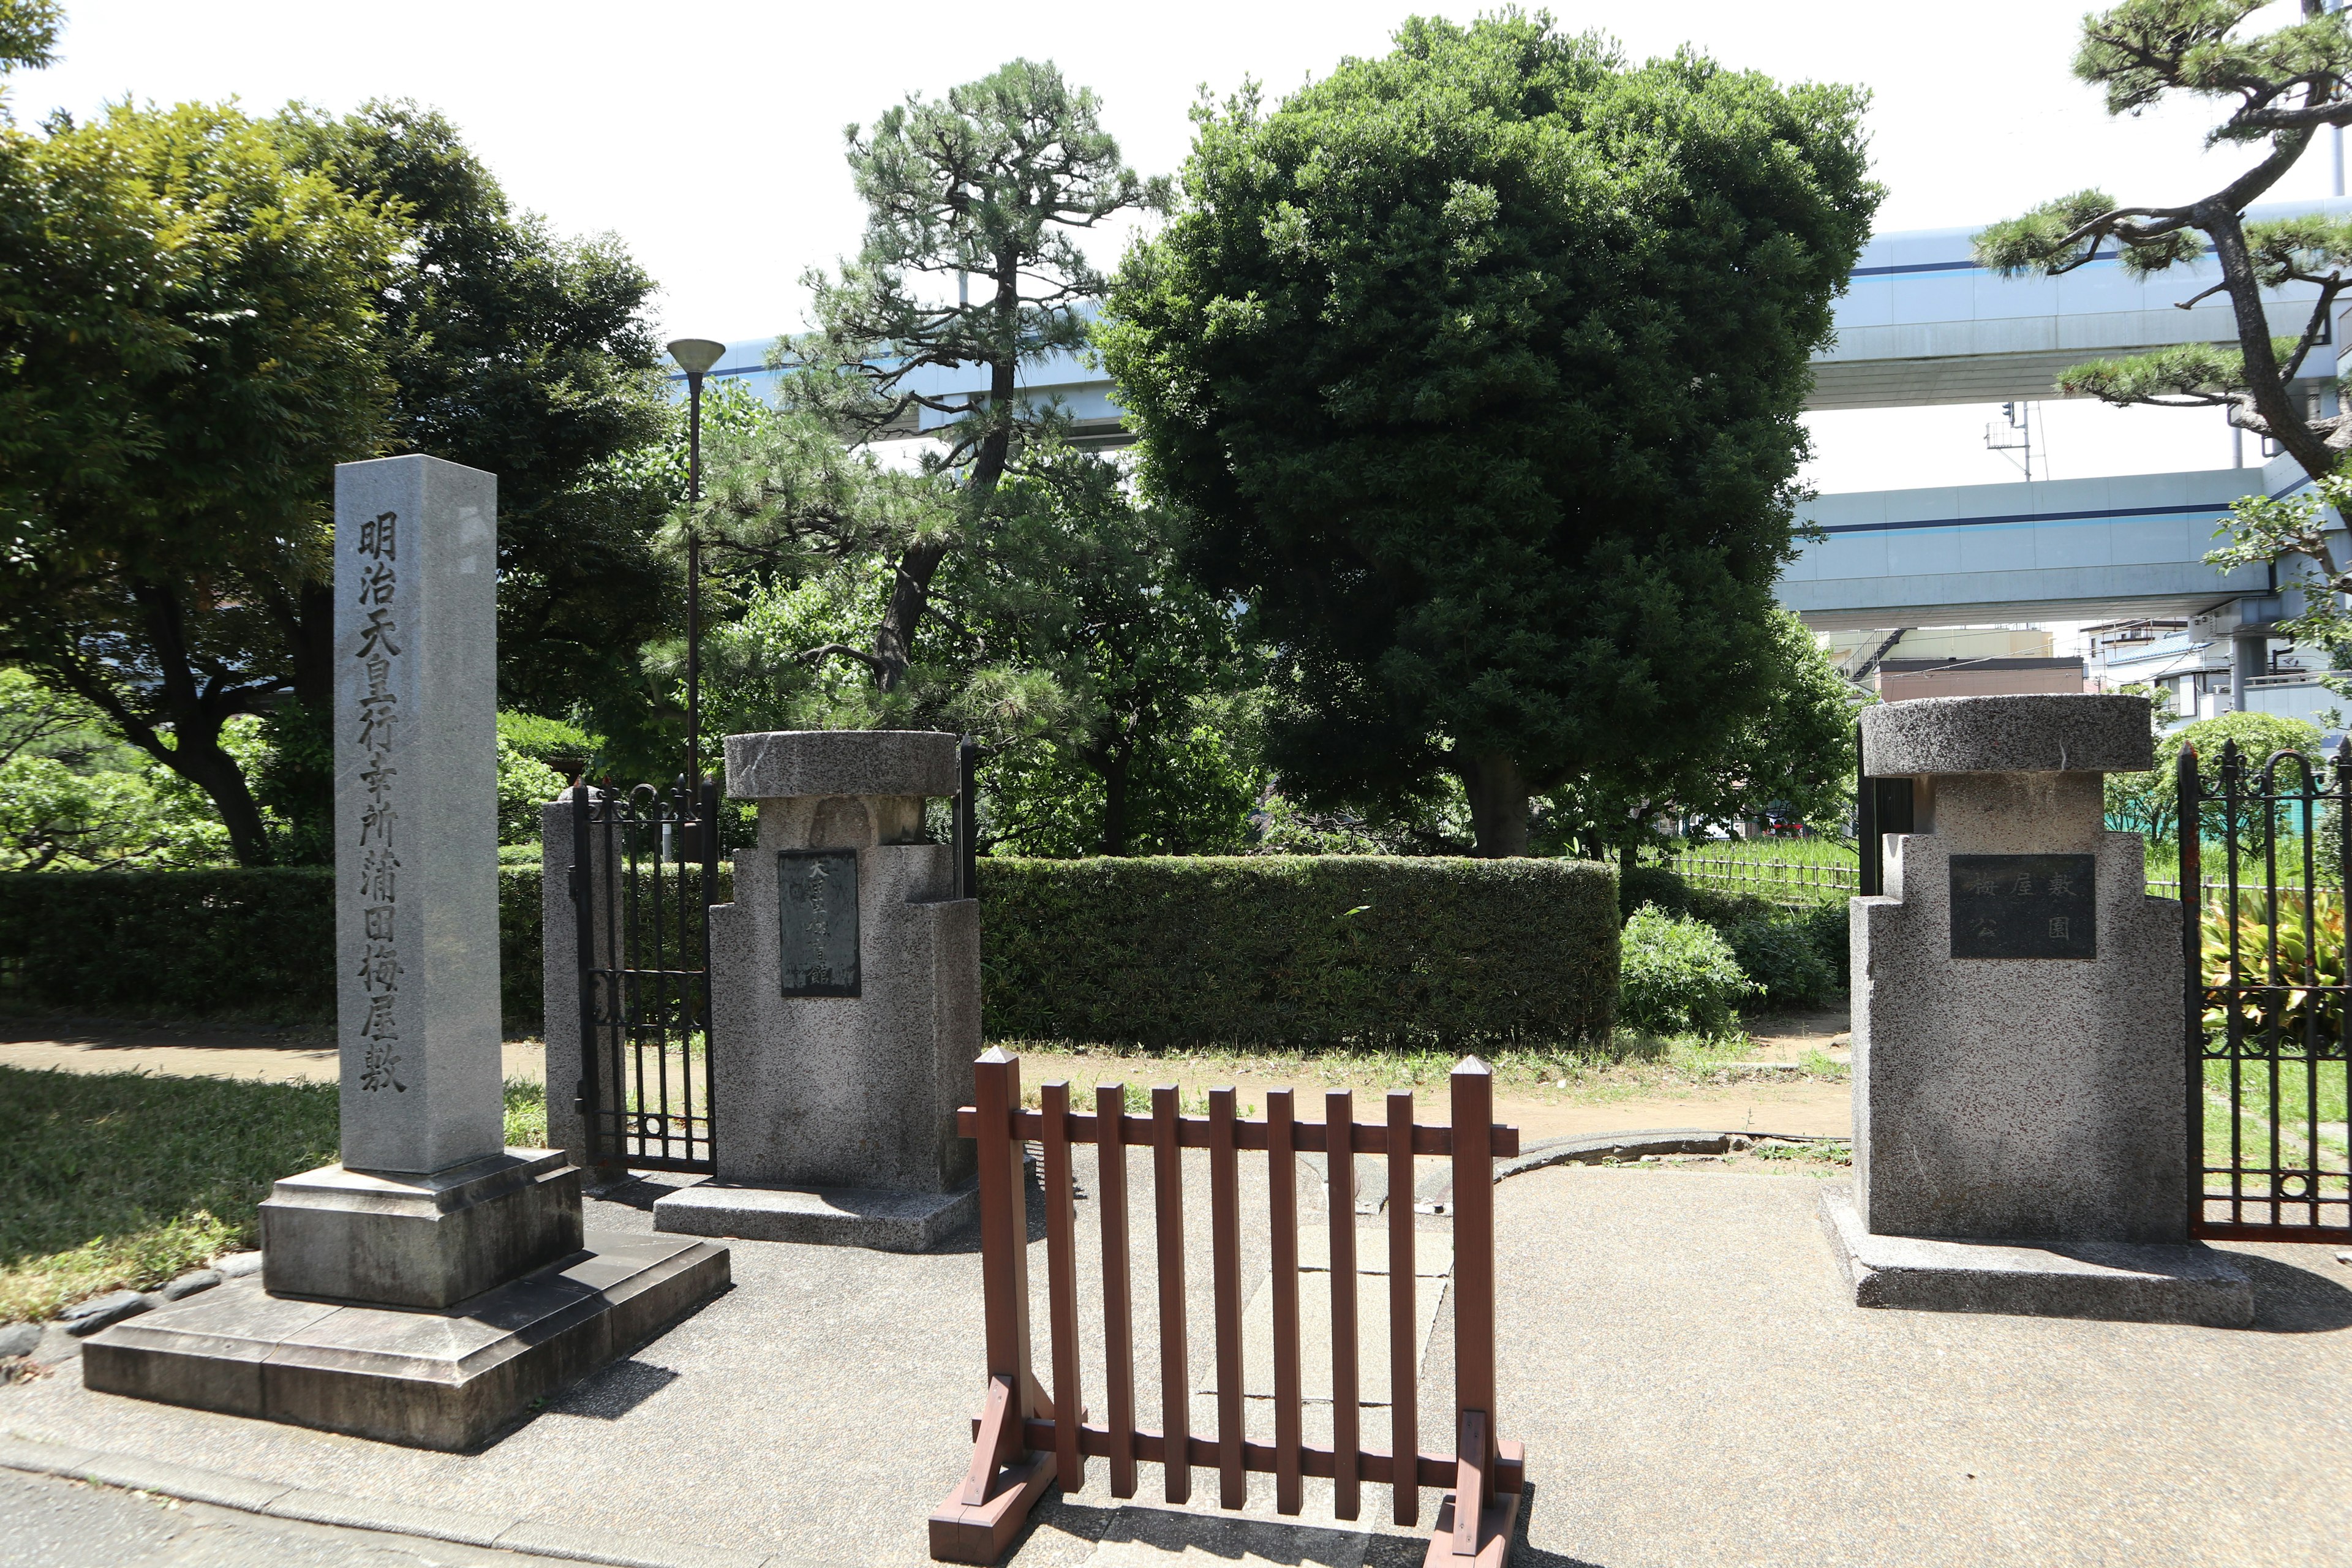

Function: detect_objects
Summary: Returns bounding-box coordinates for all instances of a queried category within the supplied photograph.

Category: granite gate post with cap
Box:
[80,456,729,1448]
[1822,692,2252,1325]
[652,728,981,1250]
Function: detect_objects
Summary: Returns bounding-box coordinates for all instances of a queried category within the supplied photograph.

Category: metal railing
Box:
[1665,854,1858,897]
[932,1052,1527,1565]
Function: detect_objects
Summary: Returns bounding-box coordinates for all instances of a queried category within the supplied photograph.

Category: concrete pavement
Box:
[4,1153,2346,1567]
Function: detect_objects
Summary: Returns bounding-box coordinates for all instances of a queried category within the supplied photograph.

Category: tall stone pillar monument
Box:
[1824,693,2252,1325]
[83,457,729,1447]
[654,729,981,1250]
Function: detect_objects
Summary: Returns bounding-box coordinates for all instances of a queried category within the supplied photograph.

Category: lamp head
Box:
[667,338,728,377]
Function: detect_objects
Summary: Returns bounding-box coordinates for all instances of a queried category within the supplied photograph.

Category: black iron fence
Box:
[2179,739,2352,1243]
[574,779,719,1174]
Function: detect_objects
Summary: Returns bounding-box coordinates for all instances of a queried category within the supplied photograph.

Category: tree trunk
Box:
[2201,195,2340,483]
[162,734,278,867]
[872,537,952,693]
[1460,753,1530,857]
[868,261,1023,692]
[1101,745,1130,857]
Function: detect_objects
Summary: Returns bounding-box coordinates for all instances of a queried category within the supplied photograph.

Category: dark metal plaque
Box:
[778,848,860,997]
[1949,854,2095,960]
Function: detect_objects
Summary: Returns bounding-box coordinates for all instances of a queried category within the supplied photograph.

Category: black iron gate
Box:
[573,779,719,1174]
[2179,739,2352,1243]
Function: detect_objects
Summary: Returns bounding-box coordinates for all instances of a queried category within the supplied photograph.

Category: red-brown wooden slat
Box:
[1152,1086,1191,1505]
[1386,1088,1418,1528]
[958,1107,1520,1159]
[1041,1082,1083,1495]
[1451,1058,1497,1537]
[1326,1088,1360,1522]
[1266,1088,1303,1516]
[1208,1088,1245,1509]
[1096,1084,1137,1499]
[995,1419,1527,1493]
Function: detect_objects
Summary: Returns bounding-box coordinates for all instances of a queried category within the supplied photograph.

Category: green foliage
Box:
[1722,908,1838,1009]
[1100,15,1880,854]
[0,0,59,73]
[2105,710,2323,843]
[0,1067,340,1322]
[0,669,227,869]
[1536,608,1861,860]
[1973,4,2352,493]
[1617,863,1849,1001]
[976,855,1619,1048]
[0,97,400,865]
[497,710,596,776]
[1618,904,1752,1036]
[497,740,565,846]
[2074,0,2352,136]
[755,57,1156,700]
[279,102,675,731]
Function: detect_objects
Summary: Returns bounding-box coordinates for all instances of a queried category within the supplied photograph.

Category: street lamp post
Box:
[667,338,728,789]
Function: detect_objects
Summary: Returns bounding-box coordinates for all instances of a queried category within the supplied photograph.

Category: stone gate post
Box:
[1825,693,2252,1325]
[653,729,981,1250]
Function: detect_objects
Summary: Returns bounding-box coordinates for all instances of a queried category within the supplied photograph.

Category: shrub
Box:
[0,867,546,1033]
[0,854,1619,1050]
[1618,903,1752,1036]
[1724,911,1837,1009]
[978,854,1618,1047]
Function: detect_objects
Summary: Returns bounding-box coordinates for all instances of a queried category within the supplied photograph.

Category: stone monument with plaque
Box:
[82,456,729,1447]
[652,729,981,1251]
[1823,692,2253,1325]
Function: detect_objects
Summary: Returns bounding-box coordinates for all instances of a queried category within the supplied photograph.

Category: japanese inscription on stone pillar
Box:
[1949,853,2097,960]
[778,848,861,997]
[335,456,505,1175]
[352,509,405,1092]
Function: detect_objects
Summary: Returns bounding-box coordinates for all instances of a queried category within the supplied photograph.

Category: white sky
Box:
[10,1,2342,497]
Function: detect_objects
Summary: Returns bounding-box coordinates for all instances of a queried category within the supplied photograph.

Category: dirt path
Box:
[0,1004,1860,1141]
[0,1017,544,1085]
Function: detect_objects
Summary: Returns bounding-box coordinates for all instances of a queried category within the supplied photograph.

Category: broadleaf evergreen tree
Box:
[1099,15,1879,854]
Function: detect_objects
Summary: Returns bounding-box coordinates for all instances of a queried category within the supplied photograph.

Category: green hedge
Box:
[0,868,546,1033]
[0,854,1619,1049]
[976,855,1618,1048]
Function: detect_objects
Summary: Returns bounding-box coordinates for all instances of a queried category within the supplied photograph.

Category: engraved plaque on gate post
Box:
[1950,853,2097,959]
[778,848,860,996]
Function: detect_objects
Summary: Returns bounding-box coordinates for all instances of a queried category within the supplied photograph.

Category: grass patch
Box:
[0,1068,552,1324]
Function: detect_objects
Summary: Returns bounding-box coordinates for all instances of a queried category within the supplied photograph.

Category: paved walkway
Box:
[4,1156,2345,1567]
[0,1466,596,1567]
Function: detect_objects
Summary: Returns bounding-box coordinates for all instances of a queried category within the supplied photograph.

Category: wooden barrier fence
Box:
[930,1048,1527,1567]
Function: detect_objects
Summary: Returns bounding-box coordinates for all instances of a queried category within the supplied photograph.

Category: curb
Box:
[1494,1128,1842,1182]
[0,1434,774,1568]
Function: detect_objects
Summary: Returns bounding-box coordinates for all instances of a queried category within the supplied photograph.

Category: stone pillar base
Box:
[1819,1183,2253,1327]
[260,1150,582,1310]
[84,1231,729,1450]
[652,1178,976,1253]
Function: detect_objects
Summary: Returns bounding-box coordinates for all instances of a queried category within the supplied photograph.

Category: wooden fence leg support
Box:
[930,1049,1055,1564]
[1427,1057,1522,1567]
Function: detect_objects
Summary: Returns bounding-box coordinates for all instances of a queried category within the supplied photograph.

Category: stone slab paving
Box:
[8,1160,2340,1567]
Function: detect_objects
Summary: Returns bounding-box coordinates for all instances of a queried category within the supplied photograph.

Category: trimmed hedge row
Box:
[977,855,1618,1047]
[0,853,1622,1049]
[0,869,545,1033]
